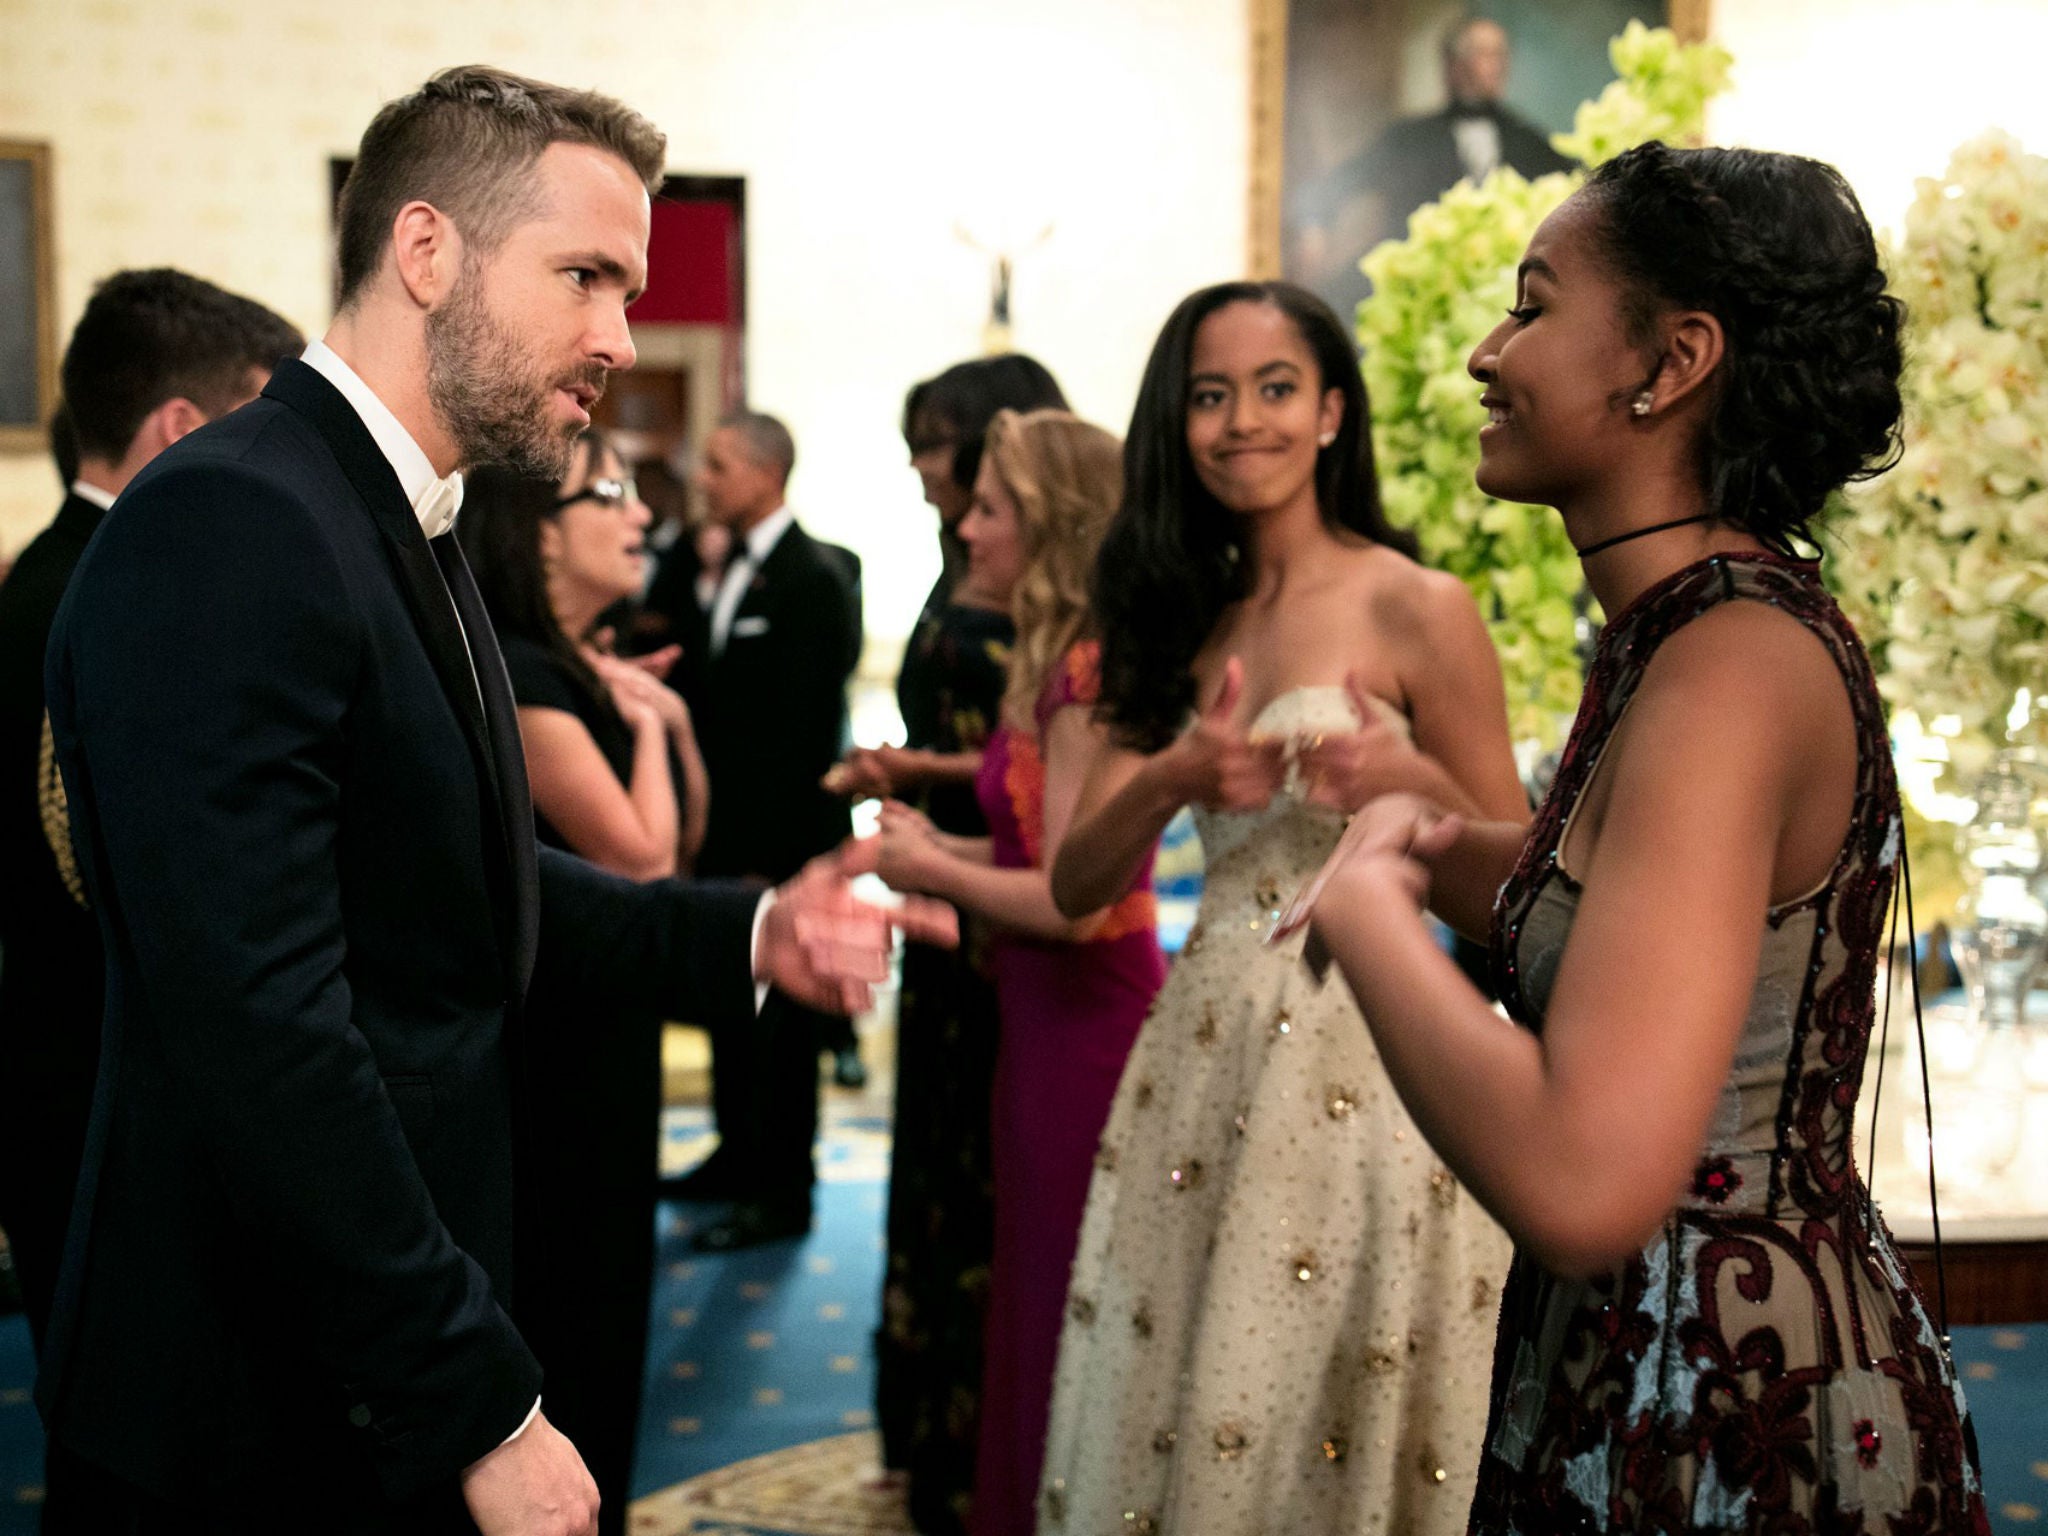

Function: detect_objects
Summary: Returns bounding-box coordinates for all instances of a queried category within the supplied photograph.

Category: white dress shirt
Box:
[300,340,464,538]
[299,341,488,706]
[69,479,118,513]
[707,503,795,656]
[1452,114,1504,182]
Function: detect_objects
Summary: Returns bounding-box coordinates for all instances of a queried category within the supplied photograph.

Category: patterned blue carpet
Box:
[1957,1327,2048,1531]
[635,1103,892,1497]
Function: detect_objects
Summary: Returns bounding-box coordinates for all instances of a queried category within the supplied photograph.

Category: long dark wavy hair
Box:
[459,430,613,710]
[1583,143,1905,554]
[1094,280,1416,751]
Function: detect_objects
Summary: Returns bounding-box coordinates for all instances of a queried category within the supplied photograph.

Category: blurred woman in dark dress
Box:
[461,430,708,1534]
[830,356,1066,1533]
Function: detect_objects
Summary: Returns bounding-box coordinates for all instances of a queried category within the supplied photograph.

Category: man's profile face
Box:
[1449,19,1510,105]
[695,427,779,529]
[426,142,650,478]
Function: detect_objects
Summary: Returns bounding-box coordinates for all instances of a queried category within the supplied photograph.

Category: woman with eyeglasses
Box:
[459,428,709,1535]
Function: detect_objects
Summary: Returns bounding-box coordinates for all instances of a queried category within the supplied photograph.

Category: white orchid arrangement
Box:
[1357,23,1733,744]
[1831,130,2048,775]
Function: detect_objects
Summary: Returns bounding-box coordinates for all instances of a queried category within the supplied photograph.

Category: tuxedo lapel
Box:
[261,363,495,759]
[260,361,527,981]
[434,535,541,998]
[723,524,805,635]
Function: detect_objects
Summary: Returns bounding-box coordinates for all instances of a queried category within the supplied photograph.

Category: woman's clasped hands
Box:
[591,651,693,737]
[1290,671,1421,813]
[1172,660,1422,819]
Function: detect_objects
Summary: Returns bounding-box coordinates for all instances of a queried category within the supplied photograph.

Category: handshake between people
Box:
[754,840,960,1015]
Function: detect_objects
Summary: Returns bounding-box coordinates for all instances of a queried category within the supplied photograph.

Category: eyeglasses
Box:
[554,476,637,512]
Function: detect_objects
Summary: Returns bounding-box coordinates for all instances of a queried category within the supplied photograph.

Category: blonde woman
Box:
[865,410,1166,1536]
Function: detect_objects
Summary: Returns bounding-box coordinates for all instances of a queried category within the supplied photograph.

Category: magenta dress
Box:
[969,641,1166,1536]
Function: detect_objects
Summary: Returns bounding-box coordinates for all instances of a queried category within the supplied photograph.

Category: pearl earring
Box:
[1317,430,1337,447]
[1631,392,1654,418]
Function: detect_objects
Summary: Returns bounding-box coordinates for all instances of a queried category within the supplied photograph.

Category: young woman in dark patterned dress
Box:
[1294,143,1990,1533]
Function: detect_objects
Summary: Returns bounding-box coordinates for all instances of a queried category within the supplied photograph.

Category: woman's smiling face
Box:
[1466,193,1654,511]
[1183,299,1342,517]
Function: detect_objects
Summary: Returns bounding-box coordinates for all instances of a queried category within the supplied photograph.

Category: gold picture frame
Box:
[0,139,56,453]
[1248,1,1713,285]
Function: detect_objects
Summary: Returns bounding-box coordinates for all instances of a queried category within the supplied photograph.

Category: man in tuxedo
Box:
[671,412,864,1251]
[1294,12,1570,316]
[0,269,302,1368]
[39,66,946,1535]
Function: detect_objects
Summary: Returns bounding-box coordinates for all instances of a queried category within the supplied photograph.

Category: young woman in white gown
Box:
[1034,281,1528,1536]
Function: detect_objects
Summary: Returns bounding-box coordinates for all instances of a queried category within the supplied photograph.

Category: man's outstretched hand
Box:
[755,843,959,1014]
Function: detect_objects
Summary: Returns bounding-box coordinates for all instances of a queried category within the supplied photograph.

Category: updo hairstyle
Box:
[1583,142,1905,554]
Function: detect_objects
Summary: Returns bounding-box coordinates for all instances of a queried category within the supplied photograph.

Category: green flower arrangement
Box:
[1357,22,1733,744]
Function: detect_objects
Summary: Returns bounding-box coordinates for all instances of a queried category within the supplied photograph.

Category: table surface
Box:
[1860,996,2048,1245]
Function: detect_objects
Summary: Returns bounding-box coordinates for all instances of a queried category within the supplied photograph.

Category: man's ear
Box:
[156,397,208,445]
[389,200,463,309]
[123,396,207,466]
[104,395,207,480]
[1642,310,1725,415]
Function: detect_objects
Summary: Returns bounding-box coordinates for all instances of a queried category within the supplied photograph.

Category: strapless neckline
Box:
[1241,682,1407,738]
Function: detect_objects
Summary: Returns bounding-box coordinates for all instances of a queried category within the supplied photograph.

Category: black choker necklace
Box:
[1574,514,1716,560]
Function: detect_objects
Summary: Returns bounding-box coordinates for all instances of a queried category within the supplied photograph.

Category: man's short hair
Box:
[336,65,667,308]
[720,410,796,485]
[61,269,304,463]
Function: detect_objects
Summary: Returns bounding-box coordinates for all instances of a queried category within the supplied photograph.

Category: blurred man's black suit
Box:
[678,514,861,1226]
[0,489,108,1353]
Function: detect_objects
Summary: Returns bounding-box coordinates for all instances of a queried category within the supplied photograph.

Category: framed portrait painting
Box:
[0,140,56,452]
[1249,0,1711,319]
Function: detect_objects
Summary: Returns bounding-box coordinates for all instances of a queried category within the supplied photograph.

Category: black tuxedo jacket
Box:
[0,493,107,1333]
[1356,103,1572,226]
[681,520,861,884]
[40,359,760,1510]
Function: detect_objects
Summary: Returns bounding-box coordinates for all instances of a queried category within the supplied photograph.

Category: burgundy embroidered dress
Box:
[1477,553,1988,1534]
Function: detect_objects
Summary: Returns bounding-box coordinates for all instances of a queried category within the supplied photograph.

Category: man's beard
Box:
[425,269,604,480]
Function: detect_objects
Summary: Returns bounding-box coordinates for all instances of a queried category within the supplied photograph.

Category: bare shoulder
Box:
[1642,598,1841,707]
[1629,598,1853,779]
[1354,548,1484,647]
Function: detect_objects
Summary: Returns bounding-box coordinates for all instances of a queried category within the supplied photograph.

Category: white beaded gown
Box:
[1035,686,1511,1536]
